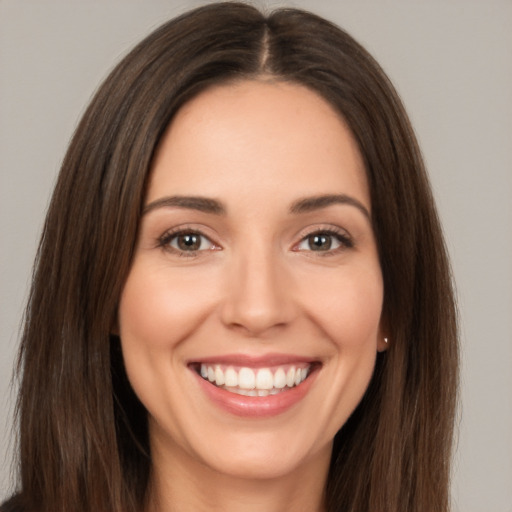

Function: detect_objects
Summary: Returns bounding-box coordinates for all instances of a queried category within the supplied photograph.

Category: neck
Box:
[145,435,330,512]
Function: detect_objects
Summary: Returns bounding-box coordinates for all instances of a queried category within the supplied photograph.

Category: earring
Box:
[384,337,389,344]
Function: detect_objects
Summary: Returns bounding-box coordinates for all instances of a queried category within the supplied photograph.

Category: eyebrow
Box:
[143,196,226,215]
[289,194,370,220]
[142,193,370,220]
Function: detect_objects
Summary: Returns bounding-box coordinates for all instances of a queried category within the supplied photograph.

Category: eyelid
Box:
[157,225,222,256]
[155,223,353,257]
[291,225,354,253]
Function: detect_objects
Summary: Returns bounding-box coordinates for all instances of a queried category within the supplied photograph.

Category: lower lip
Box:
[193,369,318,418]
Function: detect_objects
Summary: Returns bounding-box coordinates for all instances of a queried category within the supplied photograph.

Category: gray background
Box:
[1,1,511,510]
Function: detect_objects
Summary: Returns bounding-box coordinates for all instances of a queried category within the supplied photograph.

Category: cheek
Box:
[303,264,384,348]
[118,262,219,351]
[306,265,383,430]
[116,261,222,426]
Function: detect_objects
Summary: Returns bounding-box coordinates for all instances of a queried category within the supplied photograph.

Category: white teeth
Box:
[214,366,224,386]
[238,367,256,390]
[198,362,312,394]
[255,368,273,390]
[274,367,286,389]
[286,367,296,387]
[224,367,238,387]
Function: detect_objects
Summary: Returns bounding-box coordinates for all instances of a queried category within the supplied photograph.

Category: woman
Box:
[2,2,458,512]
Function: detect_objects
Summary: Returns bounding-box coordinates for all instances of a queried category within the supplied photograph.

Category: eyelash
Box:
[157,228,218,258]
[293,227,354,255]
[157,226,353,257]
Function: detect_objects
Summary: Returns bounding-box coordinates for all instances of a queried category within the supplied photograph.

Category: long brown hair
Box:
[3,3,458,512]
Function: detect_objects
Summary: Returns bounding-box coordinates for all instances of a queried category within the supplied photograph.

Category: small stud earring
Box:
[384,337,389,344]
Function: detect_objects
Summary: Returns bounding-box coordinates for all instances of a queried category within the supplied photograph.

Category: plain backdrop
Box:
[1,1,511,511]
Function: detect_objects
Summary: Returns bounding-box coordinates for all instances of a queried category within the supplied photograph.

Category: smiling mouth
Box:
[190,362,319,397]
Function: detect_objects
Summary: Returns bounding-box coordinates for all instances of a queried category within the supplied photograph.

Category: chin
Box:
[193,431,332,482]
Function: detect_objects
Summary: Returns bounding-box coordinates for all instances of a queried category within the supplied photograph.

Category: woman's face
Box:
[118,80,385,482]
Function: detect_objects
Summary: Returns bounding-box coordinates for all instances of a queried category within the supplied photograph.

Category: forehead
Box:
[147,80,369,211]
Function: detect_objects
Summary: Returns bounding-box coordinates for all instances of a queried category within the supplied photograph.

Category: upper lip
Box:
[187,353,319,368]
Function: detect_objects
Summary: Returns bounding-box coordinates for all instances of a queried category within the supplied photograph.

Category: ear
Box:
[377,317,390,353]
[377,335,389,353]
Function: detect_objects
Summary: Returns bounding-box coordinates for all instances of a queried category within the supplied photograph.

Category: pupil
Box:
[310,234,331,251]
[178,234,200,250]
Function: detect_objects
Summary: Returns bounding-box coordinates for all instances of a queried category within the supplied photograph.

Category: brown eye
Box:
[295,229,353,253]
[176,233,202,251]
[307,234,332,251]
[161,231,215,253]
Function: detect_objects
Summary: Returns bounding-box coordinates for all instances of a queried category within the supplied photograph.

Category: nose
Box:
[219,244,296,337]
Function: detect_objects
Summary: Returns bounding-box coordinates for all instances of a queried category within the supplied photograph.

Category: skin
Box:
[118,80,386,512]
